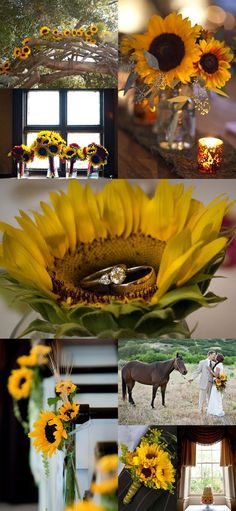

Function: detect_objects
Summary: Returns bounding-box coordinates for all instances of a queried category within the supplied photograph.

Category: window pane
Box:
[190,442,223,495]
[67,132,101,169]
[26,132,60,170]
[27,91,60,125]
[67,91,100,125]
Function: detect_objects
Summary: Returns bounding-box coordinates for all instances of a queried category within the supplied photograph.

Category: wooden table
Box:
[118,80,236,179]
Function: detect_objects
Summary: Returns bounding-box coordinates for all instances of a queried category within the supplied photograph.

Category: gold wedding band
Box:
[80,264,156,296]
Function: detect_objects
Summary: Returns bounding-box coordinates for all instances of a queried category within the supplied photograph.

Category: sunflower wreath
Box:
[120,12,234,113]
[0,179,234,339]
[119,428,176,505]
[7,343,51,433]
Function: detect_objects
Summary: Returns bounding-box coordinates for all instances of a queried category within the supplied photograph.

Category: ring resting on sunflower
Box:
[80,264,157,296]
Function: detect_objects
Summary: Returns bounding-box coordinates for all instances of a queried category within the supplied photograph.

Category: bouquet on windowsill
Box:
[120,429,176,505]
[120,12,234,114]
[85,143,109,177]
[214,373,227,391]
[65,453,118,511]
[29,377,80,506]
[0,179,234,339]
[7,343,51,433]
[8,144,34,177]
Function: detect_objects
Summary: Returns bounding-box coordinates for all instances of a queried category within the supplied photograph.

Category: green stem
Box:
[123,480,142,505]
[13,400,29,434]
[64,428,80,505]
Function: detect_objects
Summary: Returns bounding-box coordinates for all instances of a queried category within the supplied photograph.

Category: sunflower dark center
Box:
[49,144,58,154]
[200,52,219,74]
[91,154,101,164]
[18,377,26,388]
[65,409,73,418]
[45,422,57,443]
[149,33,185,71]
[142,468,152,478]
[38,147,48,156]
[146,453,156,459]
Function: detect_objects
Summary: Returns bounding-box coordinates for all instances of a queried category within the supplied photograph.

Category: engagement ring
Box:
[80,265,156,295]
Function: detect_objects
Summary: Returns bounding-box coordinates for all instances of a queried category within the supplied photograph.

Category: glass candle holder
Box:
[198,137,223,174]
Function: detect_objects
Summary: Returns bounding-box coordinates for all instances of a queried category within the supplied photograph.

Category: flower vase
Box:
[66,159,77,179]
[17,161,26,178]
[64,429,80,506]
[47,156,58,178]
[155,87,195,150]
[87,163,104,178]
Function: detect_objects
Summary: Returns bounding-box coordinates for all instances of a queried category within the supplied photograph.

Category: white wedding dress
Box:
[207,362,225,417]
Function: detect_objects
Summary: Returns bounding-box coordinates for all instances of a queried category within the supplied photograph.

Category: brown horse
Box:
[122,353,187,408]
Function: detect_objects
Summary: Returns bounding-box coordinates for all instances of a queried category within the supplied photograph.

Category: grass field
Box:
[118,364,236,425]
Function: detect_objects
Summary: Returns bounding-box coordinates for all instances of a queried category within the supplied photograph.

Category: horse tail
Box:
[122,369,127,401]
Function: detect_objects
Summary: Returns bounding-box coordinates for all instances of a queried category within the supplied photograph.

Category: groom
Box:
[188,350,217,414]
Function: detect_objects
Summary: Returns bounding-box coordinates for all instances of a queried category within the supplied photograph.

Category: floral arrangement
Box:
[29,377,80,505]
[7,343,51,433]
[214,373,227,391]
[65,453,118,511]
[8,133,108,178]
[0,24,101,76]
[120,12,234,113]
[0,179,234,338]
[120,429,175,504]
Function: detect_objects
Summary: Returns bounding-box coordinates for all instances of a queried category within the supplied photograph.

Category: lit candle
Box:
[198,137,223,174]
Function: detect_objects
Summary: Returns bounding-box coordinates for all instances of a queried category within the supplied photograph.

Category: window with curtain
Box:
[12,89,116,178]
[190,442,225,495]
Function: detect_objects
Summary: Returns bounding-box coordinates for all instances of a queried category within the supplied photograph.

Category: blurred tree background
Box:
[0,0,117,87]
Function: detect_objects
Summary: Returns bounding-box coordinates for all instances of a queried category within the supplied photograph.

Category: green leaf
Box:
[81,311,118,336]
[68,305,96,321]
[55,323,91,338]
[18,319,57,338]
[123,71,138,95]
[47,396,60,407]
[30,298,67,323]
[143,50,159,70]
[134,308,175,335]
[157,285,208,309]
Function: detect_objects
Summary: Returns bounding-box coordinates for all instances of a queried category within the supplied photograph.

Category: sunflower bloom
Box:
[56,380,77,398]
[8,367,33,400]
[65,502,105,511]
[28,410,67,456]
[17,344,51,367]
[121,13,201,87]
[40,26,50,36]
[91,476,118,494]
[59,401,80,421]
[194,38,233,91]
[0,180,232,338]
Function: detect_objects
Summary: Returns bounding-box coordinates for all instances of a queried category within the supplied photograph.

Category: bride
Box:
[207,353,225,417]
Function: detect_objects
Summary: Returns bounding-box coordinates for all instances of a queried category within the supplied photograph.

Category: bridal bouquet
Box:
[0,179,233,338]
[29,377,80,506]
[120,429,176,504]
[8,343,51,433]
[120,12,234,113]
[214,373,227,391]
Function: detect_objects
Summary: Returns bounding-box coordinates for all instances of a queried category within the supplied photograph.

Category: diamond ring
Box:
[80,265,156,296]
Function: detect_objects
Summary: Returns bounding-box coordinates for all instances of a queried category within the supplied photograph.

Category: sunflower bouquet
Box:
[8,144,34,178]
[85,143,109,177]
[60,143,87,178]
[0,179,234,339]
[7,343,51,433]
[120,12,234,132]
[29,377,80,505]
[214,373,228,391]
[120,429,176,505]
[30,130,66,177]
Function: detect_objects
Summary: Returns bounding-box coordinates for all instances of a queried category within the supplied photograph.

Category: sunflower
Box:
[13,47,22,58]
[76,28,84,36]
[72,29,77,37]
[194,38,233,91]
[59,402,80,421]
[52,29,60,36]
[29,410,67,456]
[56,380,77,397]
[97,454,118,473]
[22,37,32,45]
[86,38,96,45]
[91,476,118,494]
[47,143,60,156]
[0,180,232,338]
[17,345,51,367]
[19,53,29,61]
[22,45,31,56]
[90,25,98,34]
[85,29,93,37]
[123,13,201,88]
[63,29,71,37]
[8,367,33,400]
[136,465,156,483]
[65,502,105,511]
[40,26,50,36]
[154,458,175,490]
[134,443,161,467]
[33,144,49,159]
[61,145,78,160]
